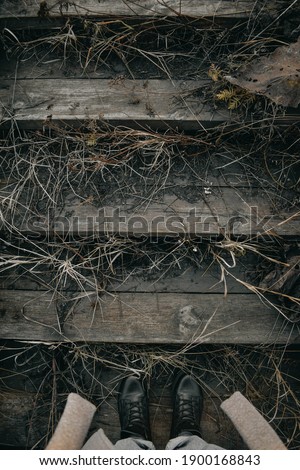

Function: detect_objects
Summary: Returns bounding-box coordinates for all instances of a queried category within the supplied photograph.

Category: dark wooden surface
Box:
[1,184,299,237]
[0,261,250,293]
[0,290,298,344]
[0,0,299,452]
[0,78,231,130]
[1,343,300,450]
[0,1,257,20]
[1,76,299,129]
[55,188,300,237]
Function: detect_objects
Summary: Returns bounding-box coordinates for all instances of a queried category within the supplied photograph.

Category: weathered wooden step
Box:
[0,1,293,34]
[0,1,260,21]
[1,182,299,237]
[0,290,297,344]
[1,77,298,130]
[0,78,230,130]
[55,188,300,237]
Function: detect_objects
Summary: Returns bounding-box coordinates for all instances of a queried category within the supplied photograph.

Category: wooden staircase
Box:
[0,0,299,449]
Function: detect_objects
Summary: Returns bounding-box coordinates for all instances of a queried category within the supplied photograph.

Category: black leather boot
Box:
[170,373,203,439]
[118,376,151,441]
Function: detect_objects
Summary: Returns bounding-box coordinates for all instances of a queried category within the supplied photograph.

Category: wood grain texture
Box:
[0,78,230,129]
[0,1,256,19]
[1,180,299,236]
[1,77,298,130]
[0,290,297,344]
[0,391,41,449]
[54,188,300,237]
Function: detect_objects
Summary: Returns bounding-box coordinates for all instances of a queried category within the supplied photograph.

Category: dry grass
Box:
[0,2,300,449]
[0,341,300,448]
[2,2,296,80]
[1,121,299,320]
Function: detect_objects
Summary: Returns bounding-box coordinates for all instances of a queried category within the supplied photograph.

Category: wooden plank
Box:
[0,1,257,20]
[0,290,298,344]
[53,188,300,237]
[0,391,43,449]
[1,77,298,130]
[1,185,299,237]
[1,180,299,237]
[0,78,231,130]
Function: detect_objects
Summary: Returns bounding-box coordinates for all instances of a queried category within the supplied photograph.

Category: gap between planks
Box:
[0,290,298,344]
[0,261,250,294]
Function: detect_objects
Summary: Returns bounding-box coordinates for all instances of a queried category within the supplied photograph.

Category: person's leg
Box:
[166,435,224,450]
[114,437,155,450]
[115,376,155,450]
[167,373,224,450]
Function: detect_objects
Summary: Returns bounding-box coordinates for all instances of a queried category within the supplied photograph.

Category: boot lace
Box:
[124,400,145,430]
[176,398,199,427]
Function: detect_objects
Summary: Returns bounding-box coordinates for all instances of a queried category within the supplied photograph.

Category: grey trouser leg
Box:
[114,438,155,450]
[166,435,224,450]
[114,435,224,450]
